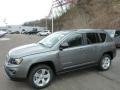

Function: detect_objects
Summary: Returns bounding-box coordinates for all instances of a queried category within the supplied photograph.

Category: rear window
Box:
[99,33,106,42]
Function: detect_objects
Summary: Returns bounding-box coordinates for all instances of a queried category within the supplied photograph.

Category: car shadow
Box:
[52,67,99,83]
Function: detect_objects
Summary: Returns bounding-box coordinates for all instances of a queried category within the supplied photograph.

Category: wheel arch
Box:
[27,61,56,78]
[103,51,114,60]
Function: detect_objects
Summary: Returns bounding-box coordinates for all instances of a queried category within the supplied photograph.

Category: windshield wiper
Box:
[38,43,46,47]
[38,42,51,48]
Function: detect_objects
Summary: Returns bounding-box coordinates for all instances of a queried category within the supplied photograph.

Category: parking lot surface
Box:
[0,34,120,90]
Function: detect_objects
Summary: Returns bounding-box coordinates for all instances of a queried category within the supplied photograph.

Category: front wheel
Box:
[28,65,54,89]
[98,55,111,71]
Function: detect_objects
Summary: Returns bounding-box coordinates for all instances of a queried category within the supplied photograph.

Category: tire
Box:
[98,54,112,71]
[28,64,54,89]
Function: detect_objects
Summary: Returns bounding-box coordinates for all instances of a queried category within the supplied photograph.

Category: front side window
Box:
[62,33,84,48]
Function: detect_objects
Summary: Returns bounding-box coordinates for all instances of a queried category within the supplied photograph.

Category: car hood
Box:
[9,43,51,58]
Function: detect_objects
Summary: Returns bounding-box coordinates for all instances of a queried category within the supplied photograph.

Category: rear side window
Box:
[86,33,100,44]
[99,33,106,42]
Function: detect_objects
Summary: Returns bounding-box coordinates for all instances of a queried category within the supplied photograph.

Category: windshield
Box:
[38,31,69,48]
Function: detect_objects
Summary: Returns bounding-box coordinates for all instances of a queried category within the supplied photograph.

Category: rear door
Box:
[84,33,102,63]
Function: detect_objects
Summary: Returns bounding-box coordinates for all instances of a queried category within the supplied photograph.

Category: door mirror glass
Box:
[60,42,69,50]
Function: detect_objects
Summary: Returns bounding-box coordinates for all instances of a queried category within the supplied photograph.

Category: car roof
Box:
[76,29,105,33]
[56,29,106,34]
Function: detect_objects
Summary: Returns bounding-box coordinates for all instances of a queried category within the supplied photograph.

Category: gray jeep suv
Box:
[5,29,116,89]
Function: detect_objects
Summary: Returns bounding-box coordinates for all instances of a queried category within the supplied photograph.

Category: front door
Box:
[59,33,87,70]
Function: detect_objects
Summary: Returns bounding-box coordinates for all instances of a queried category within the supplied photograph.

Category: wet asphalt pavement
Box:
[0,34,120,90]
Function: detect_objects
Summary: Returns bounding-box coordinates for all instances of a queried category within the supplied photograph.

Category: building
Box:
[0,25,46,33]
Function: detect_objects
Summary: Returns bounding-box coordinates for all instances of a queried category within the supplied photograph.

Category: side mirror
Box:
[59,42,69,50]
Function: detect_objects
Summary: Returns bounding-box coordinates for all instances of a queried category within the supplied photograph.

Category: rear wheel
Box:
[98,55,111,71]
[28,64,54,89]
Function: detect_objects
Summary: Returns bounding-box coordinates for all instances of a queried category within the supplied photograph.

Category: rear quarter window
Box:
[100,33,106,42]
[115,31,120,37]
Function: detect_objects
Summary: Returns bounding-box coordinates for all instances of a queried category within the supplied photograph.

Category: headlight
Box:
[8,58,23,65]
[15,58,23,65]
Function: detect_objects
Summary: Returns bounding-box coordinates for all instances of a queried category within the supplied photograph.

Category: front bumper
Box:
[5,66,17,79]
[4,62,28,79]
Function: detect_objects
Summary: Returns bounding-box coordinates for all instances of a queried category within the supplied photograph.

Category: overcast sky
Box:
[0,0,52,26]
